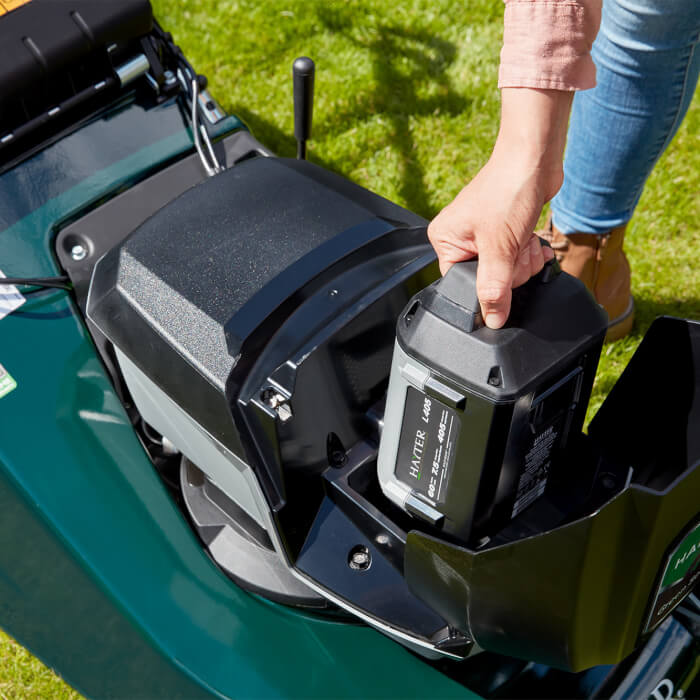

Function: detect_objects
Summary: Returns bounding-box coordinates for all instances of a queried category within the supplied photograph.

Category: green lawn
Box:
[1,0,698,696]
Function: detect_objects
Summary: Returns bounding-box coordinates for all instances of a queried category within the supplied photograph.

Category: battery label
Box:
[395,386,460,505]
[512,424,558,518]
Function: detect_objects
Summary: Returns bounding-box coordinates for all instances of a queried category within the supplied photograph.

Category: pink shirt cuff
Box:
[498,0,602,91]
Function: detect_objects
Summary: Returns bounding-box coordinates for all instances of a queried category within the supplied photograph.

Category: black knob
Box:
[293,56,315,160]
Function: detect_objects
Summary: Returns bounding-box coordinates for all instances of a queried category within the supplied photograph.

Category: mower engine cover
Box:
[87,155,429,528]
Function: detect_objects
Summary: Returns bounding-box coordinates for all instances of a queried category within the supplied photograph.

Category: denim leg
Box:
[551,0,700,235]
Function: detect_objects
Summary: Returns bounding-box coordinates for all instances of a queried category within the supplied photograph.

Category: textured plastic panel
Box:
[88,156,423,459]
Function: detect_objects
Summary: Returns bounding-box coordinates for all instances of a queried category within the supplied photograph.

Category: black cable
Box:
[0,276,72,291]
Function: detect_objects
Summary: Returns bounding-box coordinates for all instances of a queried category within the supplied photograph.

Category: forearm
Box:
[492,87,574,201]
[427,1,599,330]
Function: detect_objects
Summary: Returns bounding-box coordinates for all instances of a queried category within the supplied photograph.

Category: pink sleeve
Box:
[498,0,602,91]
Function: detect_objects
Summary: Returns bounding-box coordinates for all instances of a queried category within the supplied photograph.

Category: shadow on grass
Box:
[317,8,468,217]
[633,295,700,335]
[233,11,468,220]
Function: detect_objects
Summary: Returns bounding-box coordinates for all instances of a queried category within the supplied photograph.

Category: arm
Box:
[428,88,571,329]
[427,0,601,329]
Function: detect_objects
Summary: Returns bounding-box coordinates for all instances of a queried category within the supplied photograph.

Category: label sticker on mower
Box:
[0,270,26,320]
[0,363,17,399]
[512,424,558,518]
[644,521,700,634]
[0,0,32,17]
[395,387,460,505]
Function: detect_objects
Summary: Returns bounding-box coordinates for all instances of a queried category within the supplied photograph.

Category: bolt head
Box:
[70,243,87,261]
[351,551,369,566]
[348,545,371,571]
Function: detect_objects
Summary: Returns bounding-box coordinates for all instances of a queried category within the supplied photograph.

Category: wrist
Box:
[494,88,573,170]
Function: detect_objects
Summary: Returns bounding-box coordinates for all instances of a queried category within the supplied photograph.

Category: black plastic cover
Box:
[0,0,152,103]
[88,156,425,466]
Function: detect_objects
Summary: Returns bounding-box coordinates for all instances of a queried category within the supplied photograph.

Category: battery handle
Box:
[438,260,480,313]
[438,246,559,326]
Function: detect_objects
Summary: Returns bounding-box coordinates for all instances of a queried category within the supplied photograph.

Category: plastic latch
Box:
[538,237,561,283]
[405,493,444,526]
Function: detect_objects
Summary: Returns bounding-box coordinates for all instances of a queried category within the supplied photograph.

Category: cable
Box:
[190,78,222,177]
[151,22,224,177]
[0,276,72,291]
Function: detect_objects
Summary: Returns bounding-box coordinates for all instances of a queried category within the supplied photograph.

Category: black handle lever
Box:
[433,239,559,330]
[438,238,558,308]
[437,259,480,313]
[293,56,315,160]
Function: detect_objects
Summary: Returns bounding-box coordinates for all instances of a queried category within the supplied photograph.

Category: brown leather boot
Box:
[539,221,634,342]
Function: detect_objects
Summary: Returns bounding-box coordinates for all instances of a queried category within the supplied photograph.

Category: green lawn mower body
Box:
[0,2,698,698]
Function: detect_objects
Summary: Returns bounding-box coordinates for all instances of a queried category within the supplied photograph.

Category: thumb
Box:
[476,243,516,329]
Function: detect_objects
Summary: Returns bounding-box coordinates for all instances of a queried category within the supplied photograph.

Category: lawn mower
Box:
[0,1,698,698]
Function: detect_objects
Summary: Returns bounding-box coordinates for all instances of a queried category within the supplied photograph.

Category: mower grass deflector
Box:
[405,317,700,672]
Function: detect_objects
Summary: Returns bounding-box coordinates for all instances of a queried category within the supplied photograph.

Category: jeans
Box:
[551,0,700,235]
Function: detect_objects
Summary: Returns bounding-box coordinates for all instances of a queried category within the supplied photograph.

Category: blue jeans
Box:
[551,0,700,235]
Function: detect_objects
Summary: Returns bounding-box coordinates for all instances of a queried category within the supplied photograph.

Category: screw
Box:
[164,70,178,88]
[348,545,371,571]
[330,449,346,467]
[70,243,87,261]
[261,388,293,423]
[329,289,338,297]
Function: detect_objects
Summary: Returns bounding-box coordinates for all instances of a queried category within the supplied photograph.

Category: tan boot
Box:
[539,222,635,342]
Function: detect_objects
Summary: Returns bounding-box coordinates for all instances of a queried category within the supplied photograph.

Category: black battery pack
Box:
[377,256,608,545]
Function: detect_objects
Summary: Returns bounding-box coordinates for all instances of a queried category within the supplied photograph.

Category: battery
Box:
[377,256,607,545]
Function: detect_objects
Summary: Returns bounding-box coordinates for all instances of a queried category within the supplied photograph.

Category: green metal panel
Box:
[0,99,476,698]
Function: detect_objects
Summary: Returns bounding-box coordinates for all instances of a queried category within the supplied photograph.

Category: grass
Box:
[2,0,698,696]
[0,631,81,700]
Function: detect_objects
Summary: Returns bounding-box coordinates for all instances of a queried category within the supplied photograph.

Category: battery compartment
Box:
[403,317,700,671]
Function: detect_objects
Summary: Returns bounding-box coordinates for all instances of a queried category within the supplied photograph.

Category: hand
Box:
[427,88,573,329]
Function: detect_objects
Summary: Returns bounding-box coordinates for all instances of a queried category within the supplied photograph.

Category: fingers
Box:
[512,235,553,288]
[528,235,546,277]
[427,217,478,276]
[476,245,515,330]
[478,234,556,329]
[511,237,533,289]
